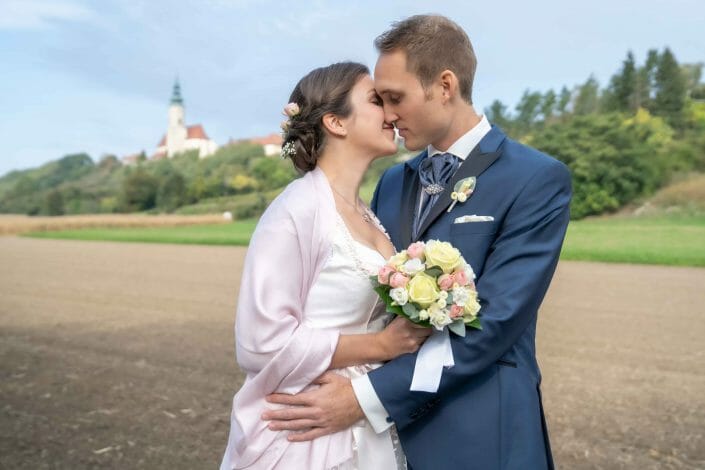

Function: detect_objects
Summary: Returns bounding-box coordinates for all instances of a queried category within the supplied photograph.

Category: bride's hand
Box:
[376,316,432,360]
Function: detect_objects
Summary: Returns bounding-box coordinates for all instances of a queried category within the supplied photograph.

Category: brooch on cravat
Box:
[423,183,445,195]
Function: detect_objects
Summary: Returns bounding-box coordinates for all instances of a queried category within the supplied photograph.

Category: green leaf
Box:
[466,317,482,330]
[402,302,419,317]
[425,266,443,277]
[448,320,466,337]
[373,285,405,316]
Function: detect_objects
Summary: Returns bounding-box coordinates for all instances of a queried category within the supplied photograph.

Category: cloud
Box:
[0,0,97,30]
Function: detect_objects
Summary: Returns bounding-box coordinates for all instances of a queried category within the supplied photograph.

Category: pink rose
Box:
[389,272,410,289]
[377,265,395,285]
[437,274,454,291]
[283,102,300,118]
[406,241,425,259]
[450,304,464,319]
[453,269,468,286]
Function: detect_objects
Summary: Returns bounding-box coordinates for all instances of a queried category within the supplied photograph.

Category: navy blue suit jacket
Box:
[369,126,571,470]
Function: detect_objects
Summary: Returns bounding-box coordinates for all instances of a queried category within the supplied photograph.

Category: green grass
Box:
[561,215,705,267]
[24,214,705,267]
[26,220,258,246]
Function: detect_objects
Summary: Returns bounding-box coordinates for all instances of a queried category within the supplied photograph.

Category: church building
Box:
[154,80,218,159]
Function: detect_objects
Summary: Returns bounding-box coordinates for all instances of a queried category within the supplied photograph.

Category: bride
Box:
[220,62,431,469]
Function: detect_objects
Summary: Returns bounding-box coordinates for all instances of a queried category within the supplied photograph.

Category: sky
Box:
[0,0,703,176]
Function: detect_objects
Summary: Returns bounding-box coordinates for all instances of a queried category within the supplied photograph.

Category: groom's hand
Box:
[262,371,364,442]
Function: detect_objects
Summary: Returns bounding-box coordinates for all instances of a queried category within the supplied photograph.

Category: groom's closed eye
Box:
[386,95,401,105]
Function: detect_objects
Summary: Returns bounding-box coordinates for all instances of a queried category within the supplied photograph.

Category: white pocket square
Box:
[454,215,494,224]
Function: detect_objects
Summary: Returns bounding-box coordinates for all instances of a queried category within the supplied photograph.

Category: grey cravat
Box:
[412,152,460,239]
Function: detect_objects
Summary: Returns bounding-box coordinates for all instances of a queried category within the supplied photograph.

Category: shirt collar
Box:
[427,115,491,161]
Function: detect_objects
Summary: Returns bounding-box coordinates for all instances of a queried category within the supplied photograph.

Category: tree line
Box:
[486,47,704,218]
[1,47,702,220]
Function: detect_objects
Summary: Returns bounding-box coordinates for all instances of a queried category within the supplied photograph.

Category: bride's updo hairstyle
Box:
[282,62,369,173]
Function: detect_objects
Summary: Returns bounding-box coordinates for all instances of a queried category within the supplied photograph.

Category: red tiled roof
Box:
[156,125,209,147]
[250,133,283,146]
[187,124,209,140]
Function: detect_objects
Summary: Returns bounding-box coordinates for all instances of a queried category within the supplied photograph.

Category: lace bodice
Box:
[304,213,390,334]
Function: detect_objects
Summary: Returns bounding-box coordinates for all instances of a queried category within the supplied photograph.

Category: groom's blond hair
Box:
[375,15,477,104]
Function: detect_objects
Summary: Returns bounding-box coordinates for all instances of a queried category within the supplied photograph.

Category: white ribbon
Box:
[410,327,454,392]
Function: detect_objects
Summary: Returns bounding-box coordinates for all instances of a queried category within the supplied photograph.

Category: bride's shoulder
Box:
[258,173,320,226]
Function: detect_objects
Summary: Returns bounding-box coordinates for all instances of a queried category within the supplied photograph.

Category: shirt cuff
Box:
[351,374,393,433]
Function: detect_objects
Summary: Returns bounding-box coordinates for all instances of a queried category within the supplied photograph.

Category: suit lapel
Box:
[398,151,426,248]
[415,126,506,239]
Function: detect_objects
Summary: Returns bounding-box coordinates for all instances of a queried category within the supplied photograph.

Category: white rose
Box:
[452,286,470,306]
[464,264,476,281]
[401,258,426,276]
[437,299,447,309]
[390,287,409,306]
[438,291,449,300]
[428,306,452,330]
[418,309,429,321]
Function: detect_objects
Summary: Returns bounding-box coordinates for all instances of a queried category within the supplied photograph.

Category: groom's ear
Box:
[322,113,347,137]
[439,69,459,104]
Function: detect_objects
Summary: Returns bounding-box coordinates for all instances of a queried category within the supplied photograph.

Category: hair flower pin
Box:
[283,102,300,118]
[280,102,301,134]
[447,177,476,212]
[280,141,296,159]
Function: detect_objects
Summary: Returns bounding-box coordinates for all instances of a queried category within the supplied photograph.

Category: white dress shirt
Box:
[351,115,492,433]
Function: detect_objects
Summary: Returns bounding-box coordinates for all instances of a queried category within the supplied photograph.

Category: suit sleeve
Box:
[370,169,388,214]
[367,159,572,430]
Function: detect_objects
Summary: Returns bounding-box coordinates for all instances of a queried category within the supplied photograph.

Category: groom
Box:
[264,15,571,469]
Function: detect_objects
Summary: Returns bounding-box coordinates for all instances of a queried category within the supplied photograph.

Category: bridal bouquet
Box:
[371,240,481,338]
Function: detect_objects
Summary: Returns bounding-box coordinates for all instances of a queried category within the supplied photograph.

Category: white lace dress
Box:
[303,213,406,470]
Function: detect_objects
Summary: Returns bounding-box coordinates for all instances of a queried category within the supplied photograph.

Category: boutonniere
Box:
[447,177,476,213]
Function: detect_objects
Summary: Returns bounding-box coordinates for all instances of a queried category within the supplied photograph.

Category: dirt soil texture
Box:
[1,237,703,469]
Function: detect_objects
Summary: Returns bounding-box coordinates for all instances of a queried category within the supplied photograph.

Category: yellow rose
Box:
[389,252,409,269]
[463,290,481,316]
[407,273,440,308]
[425,240,462,274]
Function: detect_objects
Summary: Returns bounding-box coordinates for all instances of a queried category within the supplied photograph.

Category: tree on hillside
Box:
[604,51,638,113]
[653,48,688,129]
[541,90,557,124]
[529,112,671,219]
[485,99,512,131]
[556,86,572,118]
[514,90,542,134]
[251,158,296,190]
[45,189,65,216]
[156,172,187,212]
[120,170,159,212]
[637,49,660,111]
[573,76,601,115]
[681,62,703,98]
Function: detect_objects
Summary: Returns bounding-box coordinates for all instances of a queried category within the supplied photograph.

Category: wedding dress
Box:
[303,213,406,470]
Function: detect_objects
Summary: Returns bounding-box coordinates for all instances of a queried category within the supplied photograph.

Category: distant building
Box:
[121,152,144,166]
[249,133,283,156]
[154,80,218,159]
[227,133,283,157]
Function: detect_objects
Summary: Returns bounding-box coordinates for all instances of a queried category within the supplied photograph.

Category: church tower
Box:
[166,79,187,157]
[153,78,218,160]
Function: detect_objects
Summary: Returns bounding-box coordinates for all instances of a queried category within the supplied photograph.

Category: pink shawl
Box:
[221,167,354,469]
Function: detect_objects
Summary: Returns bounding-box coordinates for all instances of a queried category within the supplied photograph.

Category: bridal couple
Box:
[220,14,572,470]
